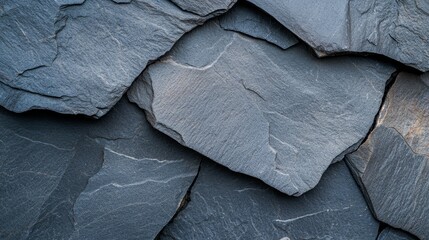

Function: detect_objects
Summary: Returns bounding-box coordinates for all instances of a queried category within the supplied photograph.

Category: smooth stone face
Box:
[378,227,418,240]
[128,19,395,195]
[247,0,429,71]
[0,0,235,117]
[160,160,379,240]
[0,98,201,239]
[219,2,298,49]
[346,73,429,239]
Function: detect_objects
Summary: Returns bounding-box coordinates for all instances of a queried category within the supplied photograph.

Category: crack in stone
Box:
[274,206,352,224]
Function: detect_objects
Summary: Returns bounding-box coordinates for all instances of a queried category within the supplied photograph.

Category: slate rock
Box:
[247,0,429,71]
[0,0,235,117]
[69,148,199,240]
[346,72,429,239]
[0,98,201,239]
[219,2,298,49]
[128,18,395,195]
[378,227,418,240]
[169,0,237,16]
[160,160,379,240]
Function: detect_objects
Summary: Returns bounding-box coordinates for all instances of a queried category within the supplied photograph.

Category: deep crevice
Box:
[154,160,202,240]
[359,70,399,146]
[343,70,399,225]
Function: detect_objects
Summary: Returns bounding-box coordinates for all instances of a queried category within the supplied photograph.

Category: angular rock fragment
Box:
[378,227,418,240]
[69,148,199,240]
[346,73,429,239]
[0,98,201,239]
[169,0,237,16]
[247,0,429,71]
[160,160,379,240]
[219,2,298,49]
[0,0,235,117]
[128,19,395,195]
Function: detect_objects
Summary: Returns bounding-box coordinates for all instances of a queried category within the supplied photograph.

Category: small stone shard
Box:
[219,2,298,49]
[160,160,379,240]
[169,0,237,16]
[128,18,395,195]
[346,72,429,239]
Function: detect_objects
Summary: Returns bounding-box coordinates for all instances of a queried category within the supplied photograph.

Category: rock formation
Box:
[0,0,235,117]
[128,17,395,195]
[346,73,429,239]
[0,98,200,239]
[0,1,427,239]
[247,0,429,71]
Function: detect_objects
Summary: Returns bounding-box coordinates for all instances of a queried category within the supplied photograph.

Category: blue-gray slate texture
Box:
[0,98,201,240]
[160,160,379,240]
[0,0,236,117]
[128,16,395,196]
[247,0,429,71]
[346,73,429,239]
[0,0,427,239]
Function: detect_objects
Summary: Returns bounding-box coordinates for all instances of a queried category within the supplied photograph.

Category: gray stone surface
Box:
[170,0,236,16]
[160,160,379,240]
[0,98,201,239]
[378,227,418,240]
[128,19,395,195]
[219,2,298,49]
[0,0,235,117]
[247,0,429,71]
[346,72,429,239]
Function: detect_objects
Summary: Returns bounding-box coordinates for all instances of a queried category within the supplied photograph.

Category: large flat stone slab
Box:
[0,0,235,117]
[0,98,201,239]
[346,72,429,239]
[128,18,395,195]
[160,160,379,240]
[247,0,429,71]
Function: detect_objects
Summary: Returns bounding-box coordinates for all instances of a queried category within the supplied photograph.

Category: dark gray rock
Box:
[0,98,201,239]
[169,0,236,16]
[219,2,298,49]
[378,227,418,240]
[69,148,199,240]
[346,72,429,239]
[247,0,429,71]
[128,19,395,195]
[160,160,379,240]
[0,0,235,117]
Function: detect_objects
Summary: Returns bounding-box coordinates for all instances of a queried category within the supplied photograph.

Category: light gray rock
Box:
[160,160,379,240]
[378,227,418,240]
[128,19,395,195]
[219,2,298,49]
[247,0,429,71]
[346,72,429,239]
[0,0,235,117]
[0,98,201,239]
